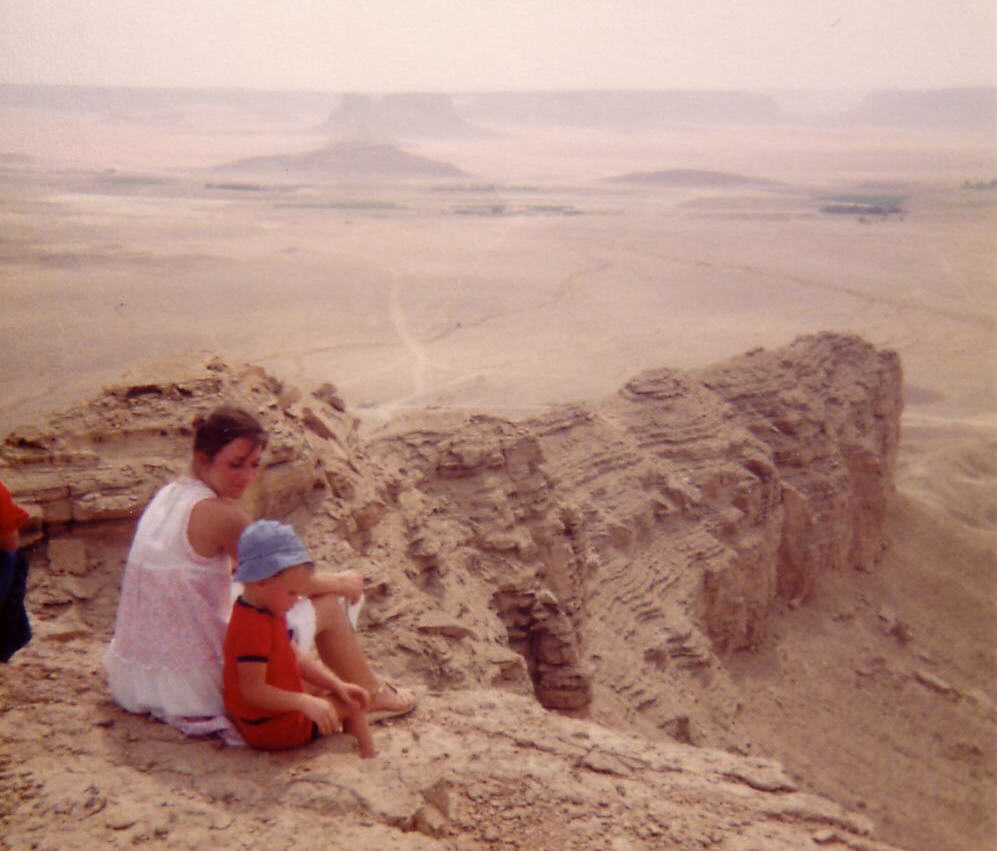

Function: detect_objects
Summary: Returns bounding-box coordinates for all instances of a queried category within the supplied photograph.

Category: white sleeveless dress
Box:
[103,478,316,742]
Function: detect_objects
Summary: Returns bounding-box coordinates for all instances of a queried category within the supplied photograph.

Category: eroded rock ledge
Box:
[358,332,902,740]
[2,332,901,741]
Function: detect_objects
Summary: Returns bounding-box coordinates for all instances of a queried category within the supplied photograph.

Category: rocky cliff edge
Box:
[0,332,907,850]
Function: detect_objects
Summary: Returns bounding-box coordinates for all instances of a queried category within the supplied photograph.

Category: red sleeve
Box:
[228,603,274,664]
[0,481,29,537]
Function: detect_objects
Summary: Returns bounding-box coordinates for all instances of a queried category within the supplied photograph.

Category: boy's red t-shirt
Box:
[223,597,314,749]
[0,481,29,538]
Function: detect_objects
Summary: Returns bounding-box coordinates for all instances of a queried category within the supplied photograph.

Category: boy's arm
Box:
[236,660,340,734]
[294,647,371,709]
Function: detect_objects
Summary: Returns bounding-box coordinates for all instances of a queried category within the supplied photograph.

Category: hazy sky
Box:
[2,0,994,93]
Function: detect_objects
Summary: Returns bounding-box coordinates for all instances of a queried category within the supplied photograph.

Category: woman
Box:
[104,406,415,741]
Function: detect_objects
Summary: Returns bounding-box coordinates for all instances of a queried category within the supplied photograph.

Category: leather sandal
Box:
[367,680,418,723]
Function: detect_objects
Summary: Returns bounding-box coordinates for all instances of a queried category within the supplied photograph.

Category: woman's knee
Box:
[311,593,350,634]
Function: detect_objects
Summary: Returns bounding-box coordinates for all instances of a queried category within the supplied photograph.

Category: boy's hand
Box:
[301,694,340,736]
[334,681,371,710]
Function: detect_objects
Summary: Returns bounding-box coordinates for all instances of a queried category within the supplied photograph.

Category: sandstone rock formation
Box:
[355,333,902,747]
[318,92,487,139]
[2,356,348,535]
[0,332,911,850]
[2,332,902,734]
[460,90,785,128]
[839,87,997,131]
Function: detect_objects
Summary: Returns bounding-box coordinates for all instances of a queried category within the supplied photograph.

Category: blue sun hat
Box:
[234,520,313,583]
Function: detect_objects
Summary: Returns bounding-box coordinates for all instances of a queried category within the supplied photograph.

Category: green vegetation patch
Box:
[452,203,582,217]
[819,193,905,217]
[100,173,171,187]
[824,193,905,208]
[431,183,541,193]
[278,199,402,210]
[205,182,307,193]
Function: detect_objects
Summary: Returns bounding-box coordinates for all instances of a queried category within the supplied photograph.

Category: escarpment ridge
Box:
[360,332,902,733]
[3,334,901,706]
[5,332,981,851]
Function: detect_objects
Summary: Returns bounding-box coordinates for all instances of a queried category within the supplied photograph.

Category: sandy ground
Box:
[0,107,993,437]
[0,100,994,849]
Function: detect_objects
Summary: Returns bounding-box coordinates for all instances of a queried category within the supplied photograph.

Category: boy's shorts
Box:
[235,710,320,750]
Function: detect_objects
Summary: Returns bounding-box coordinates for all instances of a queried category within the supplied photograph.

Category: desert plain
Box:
[0,88,994,850]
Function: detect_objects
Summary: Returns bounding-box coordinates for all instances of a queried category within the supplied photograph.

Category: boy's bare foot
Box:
[367,680,418,723]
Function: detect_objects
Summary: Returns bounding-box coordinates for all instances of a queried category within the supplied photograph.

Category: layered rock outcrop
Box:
[358,332,901,743]
[2,358,351,535]
[0,332,907,849]
[2,333,902,739]
[698,336,902,600]
[0,356,372,633]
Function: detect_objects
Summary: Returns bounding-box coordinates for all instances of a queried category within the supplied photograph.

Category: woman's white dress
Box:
[103,478,315,742]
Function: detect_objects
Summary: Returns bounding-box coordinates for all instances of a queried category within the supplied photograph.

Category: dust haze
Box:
[1,87,994,436]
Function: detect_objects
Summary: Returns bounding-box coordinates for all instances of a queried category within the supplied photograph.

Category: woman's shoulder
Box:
[188,495,250,559]
[190,495,249,526]
[146,477,216,511]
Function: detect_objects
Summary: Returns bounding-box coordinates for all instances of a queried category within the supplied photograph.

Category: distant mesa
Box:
[0,152,34,168]
[839,87,997,131]
[460,90,785,127]
[3,84,995,133]
[317,92,489,139]
[960,178,997,191]
[0,84,335,114]
[214,140,465,177]
[104,104,294,133]
[606,169,780,188]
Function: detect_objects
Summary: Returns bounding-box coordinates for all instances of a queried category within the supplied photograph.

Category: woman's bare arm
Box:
[187,498,251,560]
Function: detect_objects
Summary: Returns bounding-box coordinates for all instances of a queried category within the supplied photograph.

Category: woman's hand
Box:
[300,694,341,736]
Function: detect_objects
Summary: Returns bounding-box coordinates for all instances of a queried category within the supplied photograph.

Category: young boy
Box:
[223,520,375,757]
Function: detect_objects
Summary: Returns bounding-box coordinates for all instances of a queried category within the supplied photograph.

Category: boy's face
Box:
[256,563,312,615]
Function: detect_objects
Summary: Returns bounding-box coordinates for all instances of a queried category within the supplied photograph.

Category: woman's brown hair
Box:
[192,406,267,460]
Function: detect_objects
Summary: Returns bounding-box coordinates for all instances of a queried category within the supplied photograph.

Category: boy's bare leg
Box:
[327,695,376,758]
[344,710,376,759]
